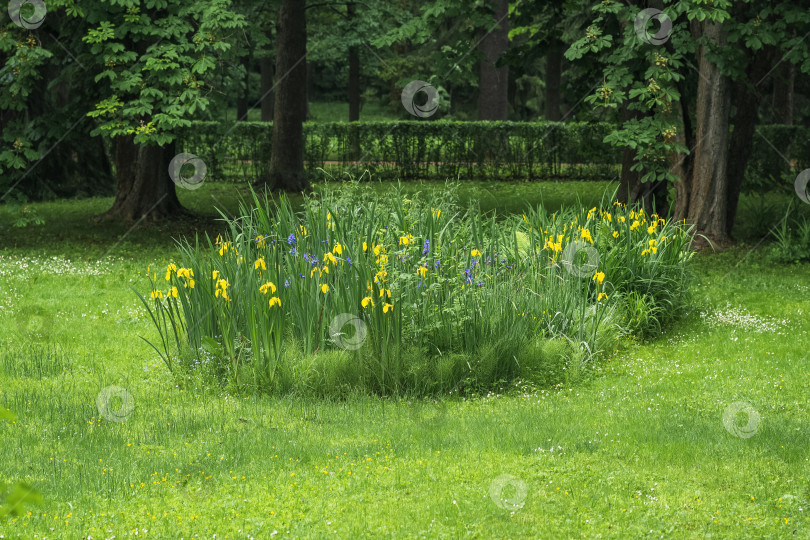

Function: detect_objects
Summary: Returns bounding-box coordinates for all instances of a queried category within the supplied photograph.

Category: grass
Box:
[224,101,399,123]
[1,182,809,537]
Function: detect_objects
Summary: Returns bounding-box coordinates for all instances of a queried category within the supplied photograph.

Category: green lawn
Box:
[1,182,808,537]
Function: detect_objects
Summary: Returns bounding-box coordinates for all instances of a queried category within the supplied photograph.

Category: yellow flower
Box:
[324,252,338,265]
[177,268,193,279]
[619,216,626,223]
[254,257,266,271]
[167,286,178,298]
[333,243,343,256]
[651,247,657,254]
[320,284,330,294]
[300,225,308,236]
[630,220,640,231]
[186,279,195,289]
[255,235,267,249]
[361,296,374,308]
[432,208,441,219]
[382,303,393,314]
[581,229,593,243]
[373,244,382,256]
[260,281,277,295]
[471,249,481,257]
[649,239,657,247]
[362,241,368,252]
[326,212,332,221]
[648,224,657,234]
[150,290,163,299]
[592,271,605,285]
[376,254,388,266]
[212,270,220,280]
[399,234,414,246]
[612,231,619,239]
[321,265,329,274]
[374,270,387,283]
[417,265,427,277]
[268,296,281,308]
[597,292,608,302]
[379,288,391,298]
[165,263,177,281]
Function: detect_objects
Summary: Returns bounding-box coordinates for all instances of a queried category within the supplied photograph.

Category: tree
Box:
[477,0,510,120]
[265,0,309,192]
[568,0,810,245]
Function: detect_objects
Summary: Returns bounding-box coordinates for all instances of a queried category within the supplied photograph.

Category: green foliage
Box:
[178,120,621,182]
[768,202,810,264]
[136,182,694,396]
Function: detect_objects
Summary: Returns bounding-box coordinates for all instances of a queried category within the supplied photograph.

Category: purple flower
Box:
[288,233,297,244]
[284,279,290,287]
[422,239,430,255]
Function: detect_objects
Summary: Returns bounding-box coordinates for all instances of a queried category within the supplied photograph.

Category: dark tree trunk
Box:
[725,47,772,238]
[687,21,732,247]
[347,2,360,123]
[97,136,185,223]
[265,0,309,192]
[544,39,563,122]
[477,0,509,120]
[236,52,251,121]
[260,54,275,122]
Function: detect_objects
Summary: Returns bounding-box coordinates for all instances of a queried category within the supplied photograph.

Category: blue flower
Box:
[285,279,290,287]
[346,257,352,266]
[290,247,297,255]
[422,239,430,255]
[288,233,297,244]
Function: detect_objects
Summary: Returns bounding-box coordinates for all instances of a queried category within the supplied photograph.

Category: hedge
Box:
[175,121,810,187]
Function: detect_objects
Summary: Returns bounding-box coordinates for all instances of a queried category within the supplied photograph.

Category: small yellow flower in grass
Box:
[150,290,163,299]
[651,247,657,254]
[212,270,220,280]
[218,244,229,257]
[592,271,605,285]
[612,231,619,239]
[373,244,382,256]
[374,270,387,283]
[399,234,414,246]
[471,249,481,257]
[268,296,281,308]
[648,224,657,234]
[254,257,266,271]
[167,286,178,298]
[432,208,441,219]
[322,265,329,274]
[300,225,307,236]
[382,303,393,314]
[379,288,391,298]
[581,229,593,243]
[641,248,649,256]
[177,268,193,279]
[376,254,388,266]
[324,252,338,265]
[630,220,640,231]
[417,265,427,277]
[649,239,657,247]
[363,241,368,252]
[361,296,374,308]
[320,284,329,294]
[326,212,332,221]
[333,243,343,256]
[260,281,277,295]
[619,216,626,224]
[255,235,267,249]
[597,292,608,302]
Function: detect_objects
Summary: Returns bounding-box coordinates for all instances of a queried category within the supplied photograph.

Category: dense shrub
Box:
[137,183,695,397]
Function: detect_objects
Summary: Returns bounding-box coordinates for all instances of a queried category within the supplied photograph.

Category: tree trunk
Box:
[477,0,509,120]
[347,2,360,123]
[260,54,275,122]
[686,21,732,247]
[725,47,772,238]
[97,136,185,223]
[544,39,563,121]
[265,0,309,192]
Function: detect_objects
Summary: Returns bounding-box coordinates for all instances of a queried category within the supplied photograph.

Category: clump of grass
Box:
[136,181,694,396]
